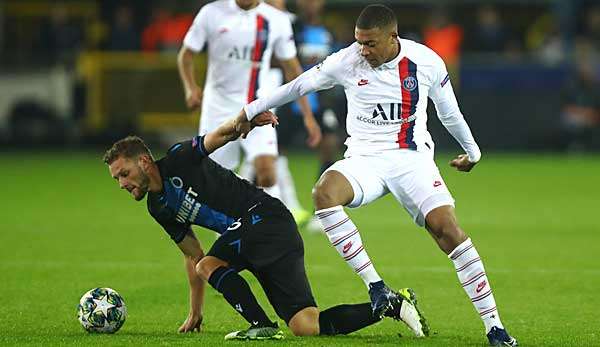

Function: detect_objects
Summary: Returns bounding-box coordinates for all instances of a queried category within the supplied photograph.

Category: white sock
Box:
[315,206,382,287]
[276,156,302,211]
[449,238,504,333]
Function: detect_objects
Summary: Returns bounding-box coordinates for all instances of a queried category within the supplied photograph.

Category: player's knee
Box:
[254,156,276,187]
[426,207,467,253]
[312,181,336,209]
[290,323,319,336]
[288,308,320,336]
[312,171,353,209]
[195,256,222,280]
[255,170,276,187]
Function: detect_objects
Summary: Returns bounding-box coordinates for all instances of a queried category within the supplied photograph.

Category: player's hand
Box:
[236,111,278,139]
[252,111,279,128]
[303,115,322,148]
[185,86,203,110]
[178,313,203,333]
[449,154,477,172]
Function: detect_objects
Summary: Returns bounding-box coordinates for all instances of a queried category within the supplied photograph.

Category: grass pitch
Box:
[0,150,598,346]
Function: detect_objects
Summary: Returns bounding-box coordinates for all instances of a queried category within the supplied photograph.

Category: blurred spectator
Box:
[559,41,600,151]
[141,6,193,53]
[107,5,139,51]
[40,3,83,66]
[467,5,509,53]
[582,5,600,53]
[423,7,463,74]
[0,5,4,61]
[526,13,565,65]
[291,0,343,173]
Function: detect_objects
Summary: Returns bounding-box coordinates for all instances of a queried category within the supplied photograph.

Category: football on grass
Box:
[77,287,127,333]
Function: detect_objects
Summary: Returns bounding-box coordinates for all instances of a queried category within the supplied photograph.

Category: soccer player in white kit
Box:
[177,0,321,200]
[237,4,517,346]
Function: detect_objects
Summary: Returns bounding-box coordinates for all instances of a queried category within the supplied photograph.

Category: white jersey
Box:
[245,37,481,162]
[183,0,297,116]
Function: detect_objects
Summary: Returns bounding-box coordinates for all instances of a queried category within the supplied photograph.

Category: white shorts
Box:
[199,103,278,170]
[325,150,455,227]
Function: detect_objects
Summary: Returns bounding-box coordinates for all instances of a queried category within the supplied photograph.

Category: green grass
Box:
[1,150,599,346]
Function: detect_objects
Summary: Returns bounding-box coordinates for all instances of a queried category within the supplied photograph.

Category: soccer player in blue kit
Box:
[103,112,426,340]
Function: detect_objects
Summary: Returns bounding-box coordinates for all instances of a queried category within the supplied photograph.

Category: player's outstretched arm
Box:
[279,57,322,147]
[243,68,324,122]
[203,111,278,153]
[177,232,205,333]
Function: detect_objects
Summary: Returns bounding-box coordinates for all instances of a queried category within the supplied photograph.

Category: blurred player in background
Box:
[103,112,425,339]
[177,0,321,204]
[256,0,344,231]
[235,0,316,227]
[292,0,343,177]
[240,4,517,346]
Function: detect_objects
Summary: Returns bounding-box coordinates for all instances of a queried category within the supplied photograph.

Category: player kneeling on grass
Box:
[103,111,428,340]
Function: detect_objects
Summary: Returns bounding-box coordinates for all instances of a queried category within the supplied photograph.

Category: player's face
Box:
[236,0,259,10]
[355,26,397,68]
[109,156,150,201]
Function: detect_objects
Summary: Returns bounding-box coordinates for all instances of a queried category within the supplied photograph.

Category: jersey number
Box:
[227,220,242,231]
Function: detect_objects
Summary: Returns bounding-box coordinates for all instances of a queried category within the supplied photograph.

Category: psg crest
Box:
[402,77,417,91]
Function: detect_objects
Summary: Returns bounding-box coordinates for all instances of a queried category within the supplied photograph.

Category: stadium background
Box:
[0,0,598,346]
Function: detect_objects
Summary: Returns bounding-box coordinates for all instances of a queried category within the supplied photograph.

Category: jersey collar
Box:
[379,37,403,70]
[229,0,263,13]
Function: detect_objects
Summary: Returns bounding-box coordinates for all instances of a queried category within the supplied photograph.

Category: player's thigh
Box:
[324,156,388,208]
[206,221,251,271]
[386,152,455,227]
[241,125,278,163]
[254,249,317,325]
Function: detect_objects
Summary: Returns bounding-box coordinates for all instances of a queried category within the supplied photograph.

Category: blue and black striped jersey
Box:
[147,136,269,243]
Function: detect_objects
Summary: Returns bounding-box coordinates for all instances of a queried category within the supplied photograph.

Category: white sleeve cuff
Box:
[467,148,481,163]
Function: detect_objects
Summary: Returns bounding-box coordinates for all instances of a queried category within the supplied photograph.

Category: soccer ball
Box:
[77,287,127,333]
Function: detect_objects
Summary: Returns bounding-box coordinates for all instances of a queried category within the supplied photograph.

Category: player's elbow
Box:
[177,46,194,66]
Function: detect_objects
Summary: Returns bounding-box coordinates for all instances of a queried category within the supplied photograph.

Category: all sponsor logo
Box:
[170,176,183,189]
[357,79,369,86]
[433,180,442,187]
[355,103,417,126]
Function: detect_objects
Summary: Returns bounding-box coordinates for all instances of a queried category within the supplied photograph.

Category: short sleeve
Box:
[191,135,209,157]
[160,219,192,244]
[183,6,210,52]
[273,16,297,60]
[148,202,192,244]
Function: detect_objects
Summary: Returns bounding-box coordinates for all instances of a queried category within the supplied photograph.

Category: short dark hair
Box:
[103,135,154,165]
[356,4,397,30]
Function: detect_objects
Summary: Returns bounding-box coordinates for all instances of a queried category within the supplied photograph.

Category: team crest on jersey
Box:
[402,76,417,91]
[170,177,184,189]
